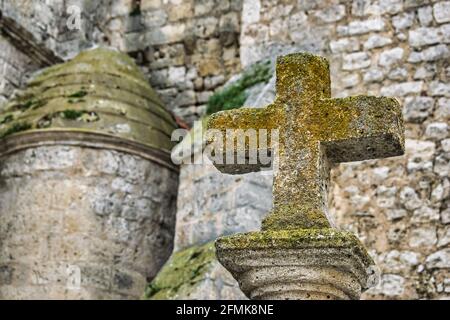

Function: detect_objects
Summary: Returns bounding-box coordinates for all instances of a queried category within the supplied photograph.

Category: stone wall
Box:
[105,0,243,124]
[0,0,92,103]
[0,35,39,103]
[0,145,178,299]
[171,0,449,299]
[1,0,243,124]
[174,158,273,251]
[0,0,110,59]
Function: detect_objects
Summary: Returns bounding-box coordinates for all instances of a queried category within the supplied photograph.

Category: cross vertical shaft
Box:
[265,54,333,230]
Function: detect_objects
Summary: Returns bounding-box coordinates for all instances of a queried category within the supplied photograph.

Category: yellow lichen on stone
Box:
[207,52,405,231]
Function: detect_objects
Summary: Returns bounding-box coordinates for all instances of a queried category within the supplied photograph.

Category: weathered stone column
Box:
[0,48,178,299]
[207,52,405,300]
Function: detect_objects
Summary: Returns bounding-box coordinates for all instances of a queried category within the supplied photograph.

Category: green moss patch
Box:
[0,114,14,125]
[61,109,84,119]
[144,242,216,300]
[206,60,272,115]
[0,122,32,138]
[15,99,47,111]
[0,48,178,153]
[67,90,88,99]
[36,110,100,128]
[129,4,141,16]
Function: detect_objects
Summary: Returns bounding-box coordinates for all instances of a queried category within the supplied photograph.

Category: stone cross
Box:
[207,52,404,231]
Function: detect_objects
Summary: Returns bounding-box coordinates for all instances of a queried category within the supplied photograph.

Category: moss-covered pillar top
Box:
[0,47,178,171]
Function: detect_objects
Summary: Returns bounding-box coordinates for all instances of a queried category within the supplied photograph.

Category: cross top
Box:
[207,52,405,231]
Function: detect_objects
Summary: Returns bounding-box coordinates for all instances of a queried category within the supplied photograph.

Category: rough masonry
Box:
[0,48,179,299]
[168,0,450,300]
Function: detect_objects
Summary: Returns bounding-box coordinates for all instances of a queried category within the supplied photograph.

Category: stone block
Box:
[433,1,450,23]
[330,38,360,53]
[364,35,392,50]
[378,47,404,67]
[216,229,379,300]
[403,96,434,122]
[337,18,386,36]
[342,52,371,70]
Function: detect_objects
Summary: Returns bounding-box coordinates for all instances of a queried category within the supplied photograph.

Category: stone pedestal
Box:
[216,228,379,300]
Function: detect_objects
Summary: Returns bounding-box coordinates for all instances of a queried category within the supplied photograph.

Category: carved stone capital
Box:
[216,228,379,300]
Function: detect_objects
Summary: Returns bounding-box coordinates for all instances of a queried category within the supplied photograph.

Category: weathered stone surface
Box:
[0,48,179,299]
[330,38,360,53]
[337,18,386,36]
[145,23,186,45]
[370,274,405,297]
[378,48,404,67]
[428,82,450,97]
[342,74,360,88]
[405,139,435,172]
[216,228,379,299]
[146,242,245,300]
[2,0,449,301]
[387,67,408,81]
[342,52,371,70]
[363,69,384,83]
[379,250,420,273]
[0,48,178,155]
[380,81,424,96]
[418,6,433,26]
[0,146,178,299]
[400,186,423,211]
[173,158,272,251]
[425,122,449,140]
[314,5,346,23]
[409,227,438,247]
[364,35,392,50]
[142,9,168,27]
[171,100,273,249]
[408,44,450,63]
[426,249,450,269]
[379,0,404,14]
[208,53,404,230]
[409,27,443,47]
[436,98,450,119]
[208,53,404,300]
[392,12,415,30]
[403,97,434,122]
[438,227,450,247]
[0,32,44,101]
[433,1,450,23]
[241,0,261,26]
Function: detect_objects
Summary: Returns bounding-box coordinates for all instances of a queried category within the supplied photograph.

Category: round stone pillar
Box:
[0,48,179,299]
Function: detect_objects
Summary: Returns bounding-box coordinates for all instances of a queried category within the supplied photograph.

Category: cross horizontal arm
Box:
[206,106,281,174]
[319,96,404,163]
